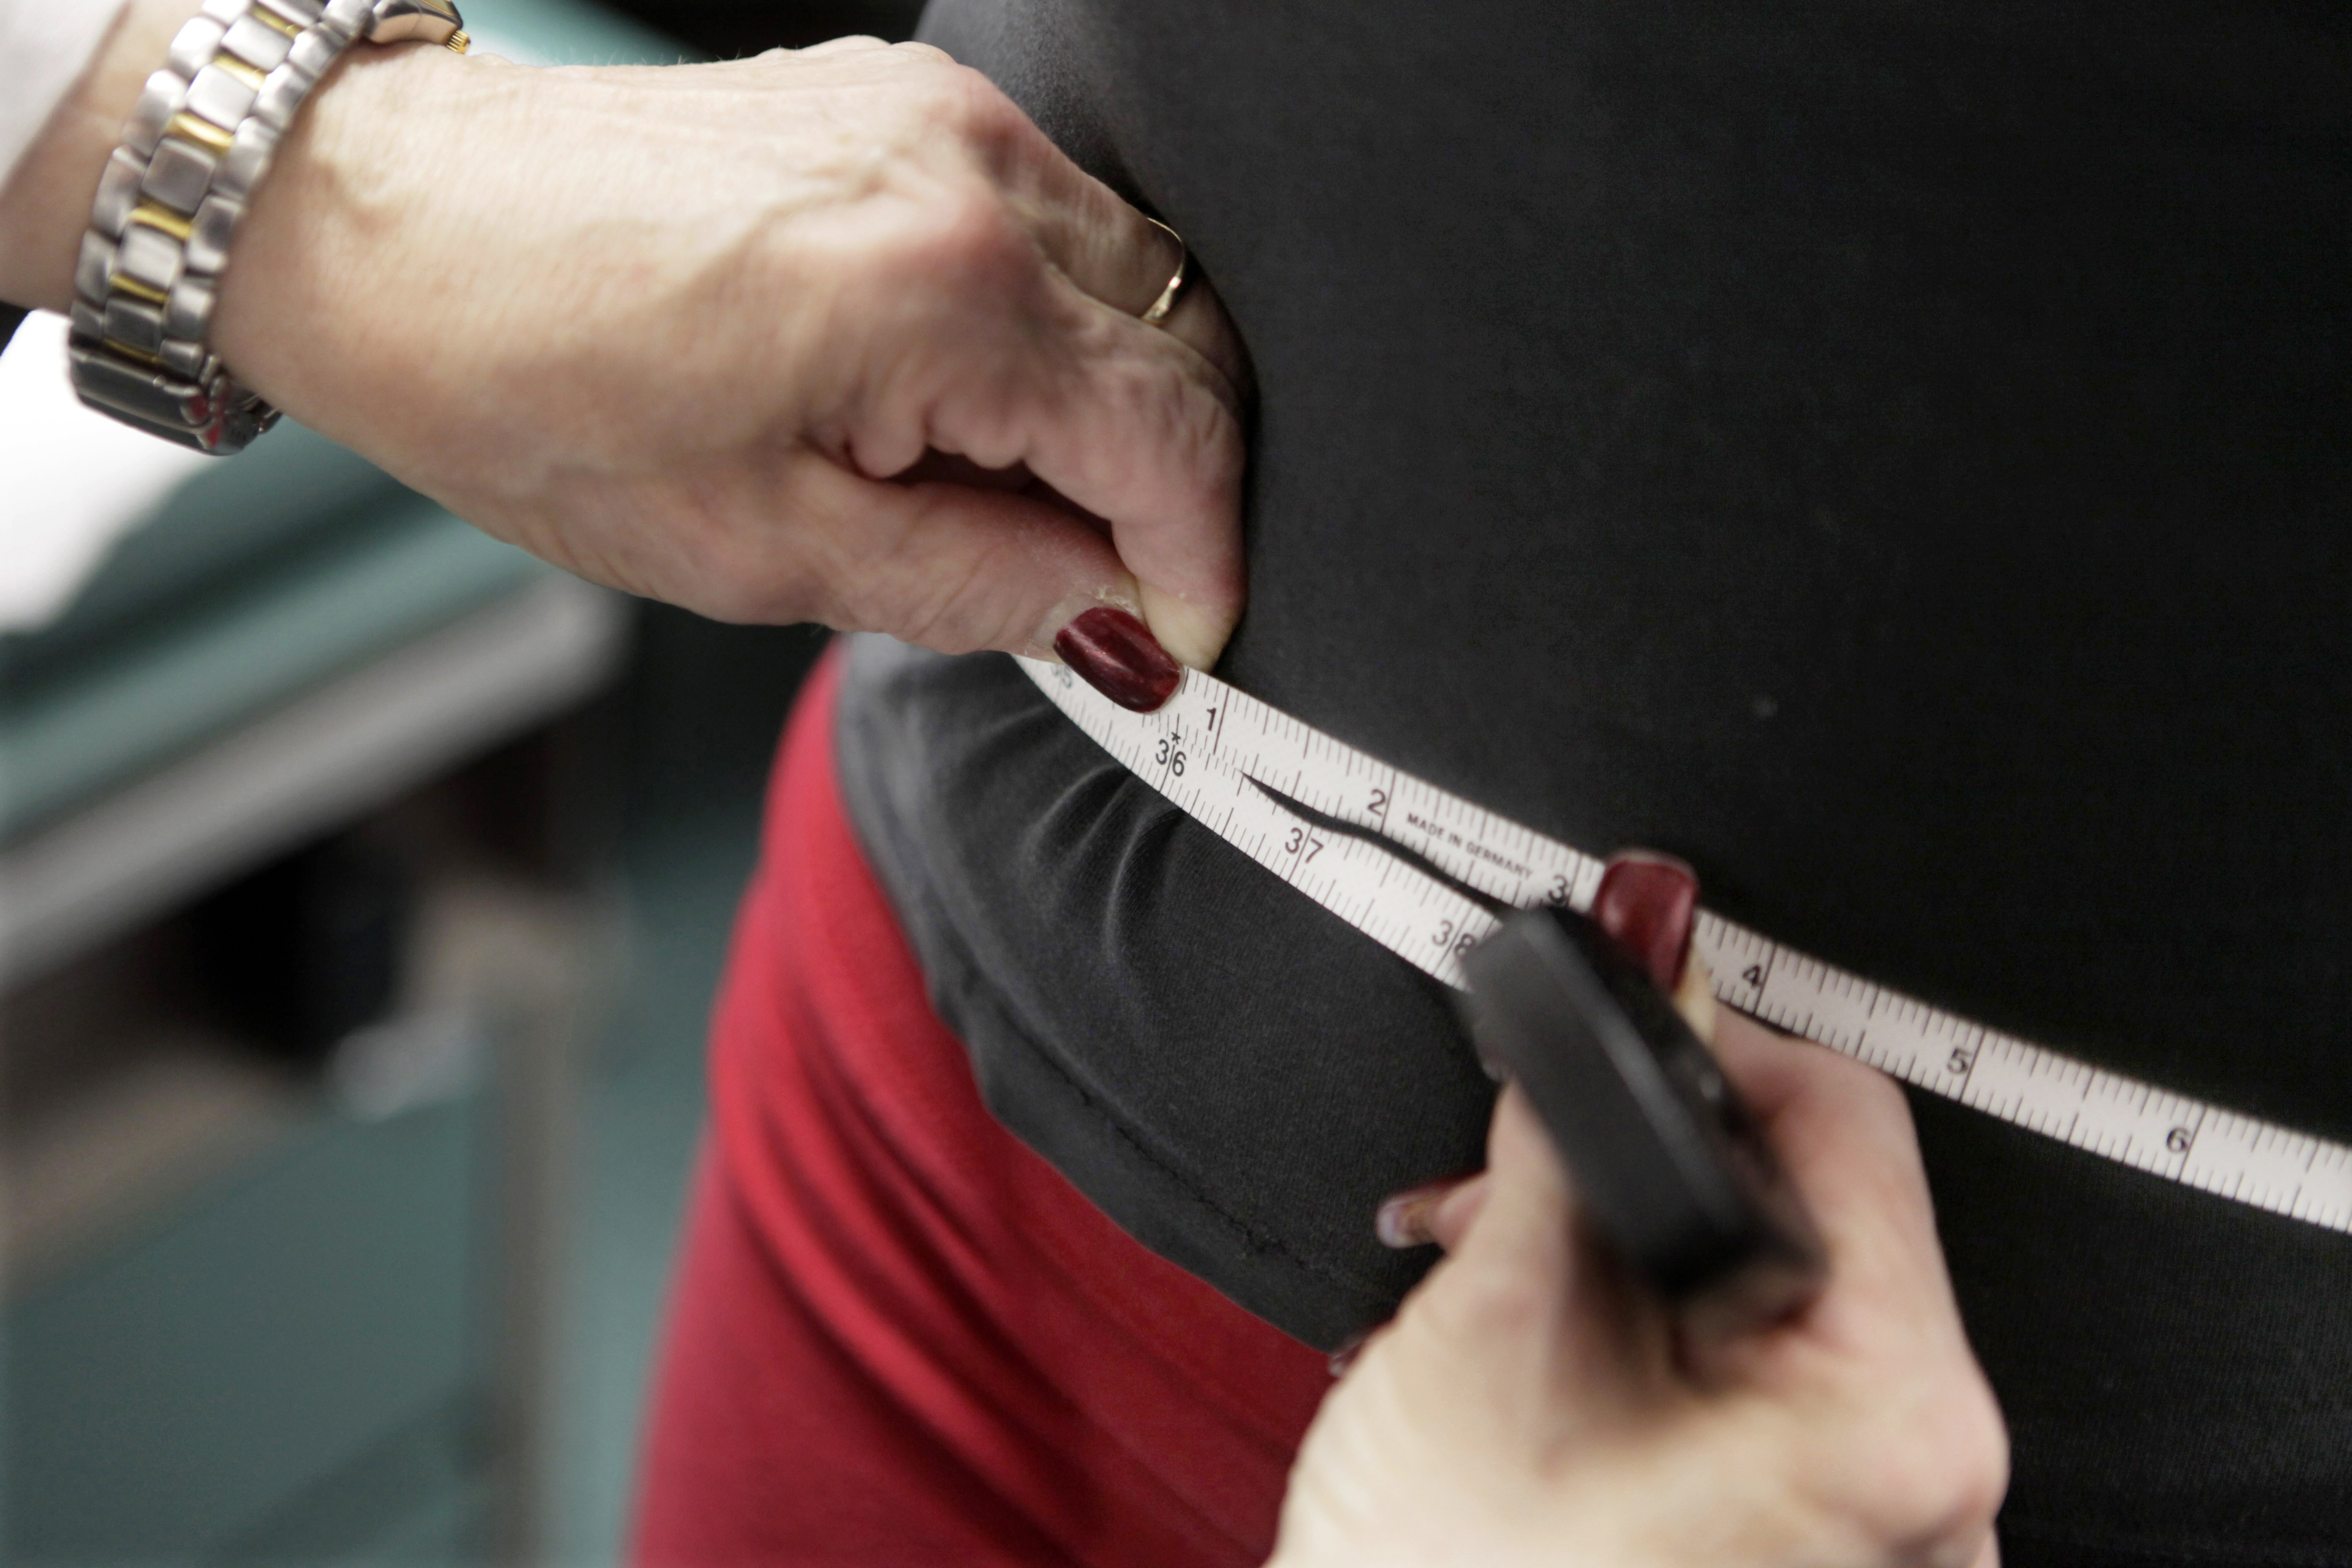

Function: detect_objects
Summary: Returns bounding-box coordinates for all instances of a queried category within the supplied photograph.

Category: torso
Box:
[838,2,2352,1556]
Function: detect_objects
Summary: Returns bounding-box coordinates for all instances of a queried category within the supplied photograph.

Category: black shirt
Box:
[838,1,2352,1558]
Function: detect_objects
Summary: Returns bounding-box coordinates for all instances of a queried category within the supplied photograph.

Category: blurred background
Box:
[0,1,926,1560]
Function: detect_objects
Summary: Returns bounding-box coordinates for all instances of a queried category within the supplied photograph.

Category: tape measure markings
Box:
[1020,656,2352,1237]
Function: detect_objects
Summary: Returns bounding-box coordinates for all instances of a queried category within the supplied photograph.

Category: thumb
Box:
[1431,1088,1673,1404]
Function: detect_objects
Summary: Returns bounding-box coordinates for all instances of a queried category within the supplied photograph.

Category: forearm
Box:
[0,23,1244,673]
[0,0,203,310]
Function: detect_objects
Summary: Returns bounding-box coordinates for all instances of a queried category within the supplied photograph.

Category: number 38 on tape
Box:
[1021,655,2352,1236]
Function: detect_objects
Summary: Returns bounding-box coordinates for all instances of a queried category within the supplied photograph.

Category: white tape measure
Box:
[1020,656,2352,1234]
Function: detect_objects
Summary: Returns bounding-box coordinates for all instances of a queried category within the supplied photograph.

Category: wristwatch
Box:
[67,0,468,453]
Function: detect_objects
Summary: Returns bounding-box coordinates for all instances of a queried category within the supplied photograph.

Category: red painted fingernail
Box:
[1054,606,1181,712]
[1591,850,1699,993]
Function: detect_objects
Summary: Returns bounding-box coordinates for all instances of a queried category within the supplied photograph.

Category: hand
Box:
[0,3,1246,670]
[1274,899,2009,1565]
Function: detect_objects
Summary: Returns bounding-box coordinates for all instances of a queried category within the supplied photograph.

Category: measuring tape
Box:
[1019,656,2352,1235]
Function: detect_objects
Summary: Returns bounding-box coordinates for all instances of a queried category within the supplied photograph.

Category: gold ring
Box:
[1139,217,1188,328]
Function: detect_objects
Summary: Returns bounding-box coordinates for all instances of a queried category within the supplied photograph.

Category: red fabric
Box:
[631,650,1332,1567]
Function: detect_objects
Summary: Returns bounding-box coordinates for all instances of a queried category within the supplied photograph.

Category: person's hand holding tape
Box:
[0,3,1246,678]
[1271,856,2010,1568]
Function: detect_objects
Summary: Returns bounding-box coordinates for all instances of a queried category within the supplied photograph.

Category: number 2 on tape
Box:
[1020,655,2352,1237]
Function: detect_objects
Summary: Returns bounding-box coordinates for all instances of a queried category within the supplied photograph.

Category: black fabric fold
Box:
[836,0,2352,1555]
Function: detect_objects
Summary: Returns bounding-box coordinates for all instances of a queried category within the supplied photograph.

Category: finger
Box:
[1443,1093,1571,1294]
[1049,200,1251,395]
[975,109,1251,395]
[1020,265,1251,668]
[1431,1089,1673,1397]
[1705,1013,1961,1337]
[1673,951,1720,1043]
[754,445,1147,654]
[1027,177,1182,319]
[918,271,1247,668]
[1425,1174,1492,1253]
[1374,1173,1484,1251]
[1583,849,1948,1352]
[1372,1171,1492,1254]
[810,64,1247,669]
[1589,849,1699,992]
[1145,271,1254,406]
[1691,1008,2011,1534]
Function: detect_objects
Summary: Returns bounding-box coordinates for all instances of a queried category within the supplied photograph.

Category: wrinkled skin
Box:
[1274,986,2009,1568]
[1,3,1247,665]
[0,15,2006,1560]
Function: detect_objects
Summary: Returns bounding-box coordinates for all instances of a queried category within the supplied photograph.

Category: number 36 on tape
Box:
[1021,655,2352,1236]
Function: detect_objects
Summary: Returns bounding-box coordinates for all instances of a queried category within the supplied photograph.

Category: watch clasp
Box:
[365,0,467,50]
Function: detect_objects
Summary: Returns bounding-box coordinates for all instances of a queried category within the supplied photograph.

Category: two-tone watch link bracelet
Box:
[68,0,467,453]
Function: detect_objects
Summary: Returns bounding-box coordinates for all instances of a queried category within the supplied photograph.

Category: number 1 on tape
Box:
[1020,656,2352,1236]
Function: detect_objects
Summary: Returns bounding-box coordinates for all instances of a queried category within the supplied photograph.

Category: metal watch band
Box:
[68,0,467,454]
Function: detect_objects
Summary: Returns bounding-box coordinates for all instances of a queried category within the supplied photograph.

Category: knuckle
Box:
[1942,1378,2013,1526]
[1843,1375,2009,1550]
[1845,1057,1913,1119]
[1803,1036,1911,1118]
[917,59,1024,145]
[886,182,1035,299]
[1153,358,1247,488]
[1055,342,1242,519]
[1412,1253,1550,1346]
[1095,328,1240,429]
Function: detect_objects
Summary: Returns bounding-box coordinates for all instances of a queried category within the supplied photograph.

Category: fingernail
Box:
[1591,850,1699,993]
[1137,582,1235,671]
[1374,1180,1457,1249]
[1054,606,1181,712]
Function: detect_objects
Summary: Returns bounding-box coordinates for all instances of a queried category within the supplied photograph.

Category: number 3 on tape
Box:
[1020,656,2352,1237]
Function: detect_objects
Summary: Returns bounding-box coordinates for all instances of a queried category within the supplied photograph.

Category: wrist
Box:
[202,37,433,393]
[0,0,207,311]
[204,38,478,407]
[39,0,475,451]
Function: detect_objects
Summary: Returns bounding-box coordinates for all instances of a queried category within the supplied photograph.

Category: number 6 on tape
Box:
[1020,656,2352,1238]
